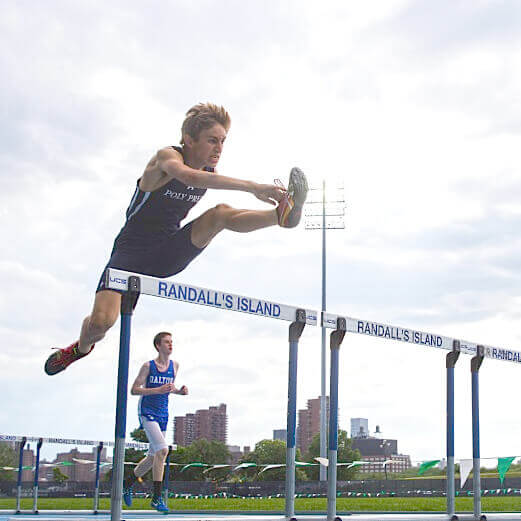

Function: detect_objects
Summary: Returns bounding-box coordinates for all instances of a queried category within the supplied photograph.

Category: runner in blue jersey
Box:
[44,102,308,375]
[123,331,187,512]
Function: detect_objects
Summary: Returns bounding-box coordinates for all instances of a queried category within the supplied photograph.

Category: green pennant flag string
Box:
[233,462,257,471]
[498,457,515,485]
[180,462,209,472]
[418,460,440,475]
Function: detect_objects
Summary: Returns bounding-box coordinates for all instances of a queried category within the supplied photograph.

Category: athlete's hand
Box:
[157,383,175,394]
[253,183,285,206]
[178,385,188,395]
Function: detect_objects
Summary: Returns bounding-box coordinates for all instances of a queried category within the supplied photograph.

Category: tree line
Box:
[119,428,362,482]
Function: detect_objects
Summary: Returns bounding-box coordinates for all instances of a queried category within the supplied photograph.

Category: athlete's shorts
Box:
[140,415,168,454]
[96,220,206,293]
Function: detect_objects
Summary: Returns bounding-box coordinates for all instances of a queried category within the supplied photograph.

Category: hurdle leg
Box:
[15,436,26,514]
[110,276,140,521]
[327,318,346,521]
[285,309,306,521]
[471,345,486,521]
[32,438,42,514]
[447,340,460,520]
[163,445,171,505]
[93,442,103,514]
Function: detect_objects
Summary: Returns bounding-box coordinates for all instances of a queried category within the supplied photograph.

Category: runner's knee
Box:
[211,203,233,227]
[89,309,118,333]
[155,447,169,460]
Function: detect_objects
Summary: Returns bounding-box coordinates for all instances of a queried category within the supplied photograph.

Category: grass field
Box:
[1,497,520,512]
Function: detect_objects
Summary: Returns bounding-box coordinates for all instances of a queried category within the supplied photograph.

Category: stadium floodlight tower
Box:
[305,179,345,481]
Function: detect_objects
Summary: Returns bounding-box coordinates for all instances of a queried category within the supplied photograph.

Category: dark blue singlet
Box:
[138,359,175,432]
[97,146,213,290]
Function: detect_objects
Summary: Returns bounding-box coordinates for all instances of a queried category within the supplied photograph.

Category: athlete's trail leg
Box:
[134,454,154,478]
[191,204,278,248]
[78,291,121,353]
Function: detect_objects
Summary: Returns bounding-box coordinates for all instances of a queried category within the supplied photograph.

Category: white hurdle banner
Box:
[108,268,318,325]
[107,268,521,365]
[0,434,149,450]
[322,313,521,365]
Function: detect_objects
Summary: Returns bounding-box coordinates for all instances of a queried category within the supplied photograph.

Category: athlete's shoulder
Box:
[157,146,184,163]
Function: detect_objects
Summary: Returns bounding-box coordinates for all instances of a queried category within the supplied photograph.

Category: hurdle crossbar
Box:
[107,268,318,325]
[322,312,521,365]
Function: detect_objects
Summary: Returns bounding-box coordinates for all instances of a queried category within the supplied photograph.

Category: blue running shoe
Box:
[123,486,132,507]
[151,495,169,512]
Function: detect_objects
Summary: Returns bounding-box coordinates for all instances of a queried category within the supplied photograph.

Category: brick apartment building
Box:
[174,403,227,446]
[53,446,110,482]
[297,396,329,455]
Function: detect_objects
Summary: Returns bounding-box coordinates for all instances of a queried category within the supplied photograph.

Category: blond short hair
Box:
[181,103,231,145]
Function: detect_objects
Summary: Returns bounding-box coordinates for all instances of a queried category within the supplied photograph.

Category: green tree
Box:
[171,439,231,482]
[130,427,148,443]
[304,430,361,481]
[0,443,17,481]
[52,467,69,484]
[238,439,307,482]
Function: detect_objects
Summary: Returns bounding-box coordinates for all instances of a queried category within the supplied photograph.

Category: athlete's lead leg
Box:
[191,204,278,248]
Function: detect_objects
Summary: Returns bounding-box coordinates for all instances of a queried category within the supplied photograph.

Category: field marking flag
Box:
[460,459,473,488]
[418,460,441,475]
[204,464,231,474]
[346,461,370,469]
[498,457,516,484]
[233,462,257,471]
[259,464,285,473]
[315,457,329,467]
[180,462,209,472]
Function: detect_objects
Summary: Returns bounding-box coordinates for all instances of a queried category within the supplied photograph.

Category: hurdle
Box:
[0,434,148,514]
[321,312,521,521]
[106,268,317,521]
[107,268,520,521]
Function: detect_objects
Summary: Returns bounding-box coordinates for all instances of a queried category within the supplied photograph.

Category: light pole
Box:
[305,180,345,481]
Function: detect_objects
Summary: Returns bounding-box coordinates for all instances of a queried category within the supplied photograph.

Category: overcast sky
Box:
[2,0,521,468]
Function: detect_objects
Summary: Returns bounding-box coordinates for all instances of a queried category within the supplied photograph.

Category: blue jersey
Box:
[138,360,175,422]
[113,146,211,251]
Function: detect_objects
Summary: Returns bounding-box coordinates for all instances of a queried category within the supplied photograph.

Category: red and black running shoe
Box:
[276,167,309,228]
[44,341,94,376]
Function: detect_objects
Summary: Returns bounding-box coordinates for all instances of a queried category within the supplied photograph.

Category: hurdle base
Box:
[450,515,487,521]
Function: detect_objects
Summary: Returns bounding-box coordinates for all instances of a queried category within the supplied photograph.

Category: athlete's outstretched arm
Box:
[156,148,284,205]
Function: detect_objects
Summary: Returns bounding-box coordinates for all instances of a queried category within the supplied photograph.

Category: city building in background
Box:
[228,445,251,465]
[350,420,411,474]
[52,446,110,481]
[297,396,329,455]
[351,418,369,439]
[273,429,286,442]
[174,403,227,446]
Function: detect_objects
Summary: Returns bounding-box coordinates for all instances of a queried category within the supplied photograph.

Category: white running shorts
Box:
[140,415,168,455]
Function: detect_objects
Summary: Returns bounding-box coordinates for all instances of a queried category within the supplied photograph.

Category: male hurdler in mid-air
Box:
[45,102,308,375]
